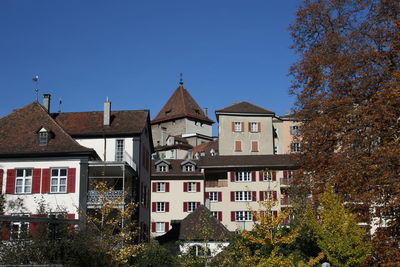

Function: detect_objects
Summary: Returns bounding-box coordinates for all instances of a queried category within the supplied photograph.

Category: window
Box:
[39,131,48,145]
[156,222,165,233]
[290,125,299,135]
[189,245,211,257]
[235,171,251,182]
[157,182,166,192]
[50,168,67,193]
[115,139,124,161]
[234,122,242,132]
[188,202,198,212]
[157,165,168,172]
[209,192,218,202]
[11,214,30,240]
[183,165,194,172]
[251,141,258,152]
[156,202,165,212]
[48,213,67,240]
[211,211,219,218]
[263,171,272,181]
[235,140,242,151]
[15,169,32,193]
[188,182,197,192]
[250,122,259,132]
[291,142,300,152]
[236,211,252,221]
[235,191,252,201]
[262,191,273,200]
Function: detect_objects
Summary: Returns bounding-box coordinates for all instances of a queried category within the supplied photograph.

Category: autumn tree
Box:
[289,0,400,265]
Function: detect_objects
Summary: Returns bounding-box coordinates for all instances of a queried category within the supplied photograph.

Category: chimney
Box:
[104,97,111,126]
[43,94,51,113]
[203,107,208,116]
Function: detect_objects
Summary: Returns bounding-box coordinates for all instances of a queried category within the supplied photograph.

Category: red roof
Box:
[216,101,275,115]
[151,85,214,124]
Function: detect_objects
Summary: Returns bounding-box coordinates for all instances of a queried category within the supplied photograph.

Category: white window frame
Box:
[288,171,294,179]
[236,211,252,222]
[39,131,48,145]
[187,182,197,192]
[211,211,219,219]
[156,222,165,233]
[183,165,194,172]
[290,125,299,135]
[187,202,197,212]
[235,191,252,201]
[264,191,273,200]
[234,122,242,132]
[235,171,251,182]
[10,213,30,240]
[156,182,166,192]
[115,139,124,161]
[291,142,300,152]
[209,192,218,202]
[156,202,165,212]
[263,171,272,181]
[250,122,258,132]
[157,164,168,172]
[50,168,67,193]
[15,169,32,194]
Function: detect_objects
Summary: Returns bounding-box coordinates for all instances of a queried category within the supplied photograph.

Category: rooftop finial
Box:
[32,75,39,102]
[179,73,184,86]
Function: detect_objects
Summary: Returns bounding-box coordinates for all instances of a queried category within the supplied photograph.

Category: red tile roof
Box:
[192,140,218,154]
[0,103,96,157]
[216,101,275,115]
[198,154,296,169]
[53,110,149,137]
[151,85,214,124]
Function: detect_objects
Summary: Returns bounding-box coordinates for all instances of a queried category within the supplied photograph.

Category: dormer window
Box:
[158,165,167,172]
[38,128,48,146]
[183,165,194,172]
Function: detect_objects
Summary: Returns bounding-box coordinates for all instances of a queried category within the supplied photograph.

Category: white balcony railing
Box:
[87,190,124,204]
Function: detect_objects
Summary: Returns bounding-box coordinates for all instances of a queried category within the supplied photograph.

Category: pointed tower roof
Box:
[151,84,214,124]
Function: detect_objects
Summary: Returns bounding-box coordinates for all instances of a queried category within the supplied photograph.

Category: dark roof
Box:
[151,85,214,124]
[179,205,231,241]
[198,155,296,169]
[152,159,203,178]
[215,101,275,115]
[52,110,149,137]
[0,103,96,157]
[193,140,218,154]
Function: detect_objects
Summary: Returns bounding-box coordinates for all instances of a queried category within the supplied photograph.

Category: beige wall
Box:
[218,115,274,155]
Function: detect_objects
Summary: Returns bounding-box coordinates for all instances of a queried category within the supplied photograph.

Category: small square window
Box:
[263,171,272,181]
[156,222,165,233]
[234,122,242,132]
[209,192,218,202]
[156,202,165,212]
[187,202,198,212]
[187,182,197,192]
[291,143,300,152]
[157,165,168,172]
[183,165,194,172]
[236,211,252,221]
[157,182,166,192]
[250,122,259,132]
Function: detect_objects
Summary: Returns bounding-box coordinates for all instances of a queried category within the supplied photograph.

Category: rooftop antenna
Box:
[32,75,39,102]
[58,97,62,113]
[179,73,184,86]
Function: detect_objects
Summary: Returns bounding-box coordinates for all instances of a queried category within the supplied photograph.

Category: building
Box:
[0,95,153,240]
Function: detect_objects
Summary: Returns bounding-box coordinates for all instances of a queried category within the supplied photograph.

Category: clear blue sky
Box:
[0,0,301,135]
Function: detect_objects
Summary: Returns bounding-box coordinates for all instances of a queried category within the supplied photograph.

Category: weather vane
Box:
[179,73,184,86]
[32,75,39,102]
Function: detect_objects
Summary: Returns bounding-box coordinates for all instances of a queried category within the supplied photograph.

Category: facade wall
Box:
[218,115,274,155]
[281,120,299,154]
[185,119,212,138]
[0,158,82,218]
[151,120,187,147]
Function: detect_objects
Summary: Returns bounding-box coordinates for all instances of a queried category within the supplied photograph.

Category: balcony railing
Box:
[87,190,124,204]
[280,197,291,206]
[280,178,292,186]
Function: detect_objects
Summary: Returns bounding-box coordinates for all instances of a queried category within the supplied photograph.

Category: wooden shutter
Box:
[183,202,188,212]
[152,202,156,212]
[230,172,236,182]
[218,212,222,221]
[272,171,276,181]
[253,211,257,221]
[0,169,3,194]
[241,122,244,131]
[205,192,209,199]
[273,210,278,218]
[259,191,264,201]
[1,222,10,240]
[273,191,277,201]
[41,169,50,193]
[231,122,235,132]
[259,171,264,181]
[152,182,157,192]
[32,169,41,194]
[235,141,241,151]
[196,202,200,208]
[231,211,236,222]
[165,222,169,232]
[231,191,235,201]
[196,182,201,192]
[252,191,257,201]
[166,202,170,212]
[248,122,251,132]
[6,169,16,194]
[67,168,76,193]
[283,170,288,179]
[166,182,170,192]
[218,192,222,202]
[151,222,156,233]
[183,182,187,192]
[251,141,258,152]
[251,171,256,181]
[258,122,261,132]
[67,214,75,219]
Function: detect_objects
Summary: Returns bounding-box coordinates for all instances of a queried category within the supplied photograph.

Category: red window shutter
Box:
[231,191,235,201]
[241,122,244,131]
[251,141,256,152]
[218,192,222,201]
[152,202,156,212]
[252,191,257,201]
[273,191,277,201]
[41,168,50,193]
[183,182,187,192]
[283,170,288,179]
[0,169,3,193]
[196,182,201,192]
[205,192,209,199]
[251,171,256,181]
[259,191,264,201]
[218,211,222,221]
[272,171,276,181]
[30,221,37,237]
[183,202,188,212]
[258,122,261,132]
[248,122,251,132]
[151,222,156,233]
[196,202,200,208]
[67,168,76,193]
[166,182,170,192]
[230,172,235,182]
[231,122,235,132]
[165,222,169,232]
[32,168,41,194]
[1,222,10,240]
[235,141,241,151]
[253,211,257,221]
[6,169,16,194]
[273,210,278,218]
[231,211,236,222]
[152,182,157,192]
[67,214,75,219]
[166,202,170,212]
[259,171,264,181]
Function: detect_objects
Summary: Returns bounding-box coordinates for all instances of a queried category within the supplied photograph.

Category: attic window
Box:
[195,109,200,114]
[183,164,194,172]
[39,128,48,146]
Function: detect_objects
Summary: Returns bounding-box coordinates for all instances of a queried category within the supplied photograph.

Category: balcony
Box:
[280,178,292,187]
[280,197,291,207]
[87,190,124,205]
